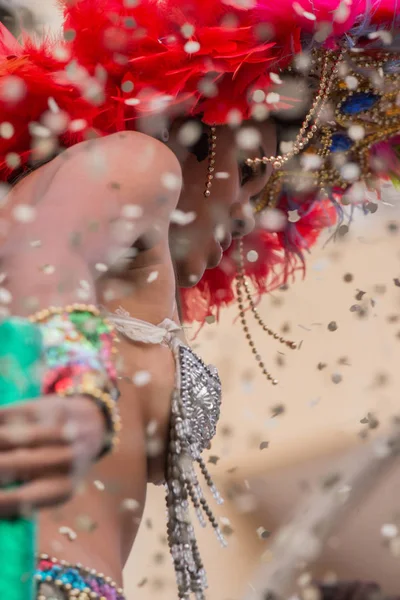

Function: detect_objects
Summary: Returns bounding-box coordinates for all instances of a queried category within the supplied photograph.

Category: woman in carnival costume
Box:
[0,0,399,598]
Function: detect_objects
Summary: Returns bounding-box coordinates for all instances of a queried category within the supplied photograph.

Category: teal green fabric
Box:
[0,318,43,600]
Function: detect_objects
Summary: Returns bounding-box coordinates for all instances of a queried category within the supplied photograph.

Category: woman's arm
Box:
[0,131,181,515]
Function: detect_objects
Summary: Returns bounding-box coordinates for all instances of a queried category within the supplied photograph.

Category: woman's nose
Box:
[230,202,256,238]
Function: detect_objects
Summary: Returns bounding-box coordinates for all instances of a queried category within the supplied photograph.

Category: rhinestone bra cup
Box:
[178,345,221,459]
[108,310,224,598]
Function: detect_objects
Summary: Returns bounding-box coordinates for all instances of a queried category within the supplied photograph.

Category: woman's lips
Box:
[220,233,232,252]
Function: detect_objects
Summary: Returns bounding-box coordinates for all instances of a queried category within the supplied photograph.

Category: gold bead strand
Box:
[246,49,345,170]
[237,240,297,350]
[204,126,217,198]
[241,277,298,350]
[236,239,299,385]
[236,240,278,385]
[236,269,279,386]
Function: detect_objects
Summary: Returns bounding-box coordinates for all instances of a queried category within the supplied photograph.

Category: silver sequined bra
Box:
[109,308,225,600]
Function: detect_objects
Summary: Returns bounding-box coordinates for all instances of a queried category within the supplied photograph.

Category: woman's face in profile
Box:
[167,118,277,287]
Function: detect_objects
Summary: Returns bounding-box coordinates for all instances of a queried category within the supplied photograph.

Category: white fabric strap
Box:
[108,307,181,349]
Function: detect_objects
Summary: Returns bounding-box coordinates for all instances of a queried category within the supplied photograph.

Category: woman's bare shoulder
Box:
[2,131,181,259]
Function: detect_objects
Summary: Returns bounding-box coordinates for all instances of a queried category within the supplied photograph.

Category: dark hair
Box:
[0,2,35,36]
[6,152,59,187]
[0,4,17,34]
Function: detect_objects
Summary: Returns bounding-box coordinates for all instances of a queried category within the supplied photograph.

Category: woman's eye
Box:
[239,162,256,186]
[250,189,264,205]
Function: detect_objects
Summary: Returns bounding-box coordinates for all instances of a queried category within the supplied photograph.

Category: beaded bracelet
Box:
[29,304,121,455]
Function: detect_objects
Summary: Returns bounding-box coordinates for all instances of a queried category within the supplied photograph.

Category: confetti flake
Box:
[147,271,159,283]
[171,210,196,225]
[121,498,140,511]
[184,40,200,54]
[59,526,77,541]
[0,287,12,304]
[271,404,285,418]
[288,209,300,223]
[133,370,151,386]
[256,526,271,540]
[12,204,36,223]
[381,523,398,538]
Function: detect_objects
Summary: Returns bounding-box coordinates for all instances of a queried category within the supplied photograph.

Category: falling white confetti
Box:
[94,480,105,491]
[259,207,288,232]
[334,0,351,22]
[181,23,195,38]
[29,123,52,138]
[368,30,393,45]
[177,120,202,147]
[146,420,158,437]
[252,89,266,103]
[236,127,261,151]
[161,172,181,191]
[280,140,294,154]
[214,224,227,242]
[247,250,259,263]
[6,152,21,169]
[266,92,280,104]
[59,526,77,541]
[0,122,14,140]
[0,75,26,103]
[0,287,12,304]
[69,119,88,132]
[348,125,365,141]
[170,210,197,226]
[184,40,200,54]
[147,271,159,283]
[270,72,283,85]
[215,171,230,180]
[227,109,243,126]
[41,264,56,275]
[341,163,361,182]
[48,96,60,113]
[133,370,151,387]
[95,263,108,273]
[121,498,140,511]
[293,1,315,18]
[288,209,301,223]
[121,204,143,219]
[345,75,359,90]
[300,153,323,171]
[381,523,398,538]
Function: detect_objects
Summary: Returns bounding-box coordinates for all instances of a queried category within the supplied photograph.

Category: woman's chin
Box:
[176,262,205,288]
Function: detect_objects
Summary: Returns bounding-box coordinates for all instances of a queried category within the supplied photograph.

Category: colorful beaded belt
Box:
[36,555,125,600]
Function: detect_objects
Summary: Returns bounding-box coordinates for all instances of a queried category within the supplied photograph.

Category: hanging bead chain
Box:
[246,48,345,171]
[236,239,297,386]
[204,126,217,198]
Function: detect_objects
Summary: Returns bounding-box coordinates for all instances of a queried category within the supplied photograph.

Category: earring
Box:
[204,126,217,198]
[236,239,298,385]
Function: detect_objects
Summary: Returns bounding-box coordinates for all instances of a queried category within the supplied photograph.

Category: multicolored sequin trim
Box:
[36,555,125,600]
[29,304,121,454]
[30,304,117,396]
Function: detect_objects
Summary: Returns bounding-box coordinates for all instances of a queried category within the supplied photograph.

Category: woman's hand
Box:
[0,395,106,516]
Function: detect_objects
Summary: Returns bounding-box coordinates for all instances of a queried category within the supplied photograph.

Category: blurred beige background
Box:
[5,2,400,597]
